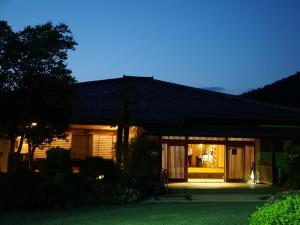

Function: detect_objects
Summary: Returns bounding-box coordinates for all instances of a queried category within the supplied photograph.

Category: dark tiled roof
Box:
[73,76,300,125]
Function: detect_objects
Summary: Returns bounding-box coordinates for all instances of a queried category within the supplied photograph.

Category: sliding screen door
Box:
[168,145,186,181]
[228,147,244,180]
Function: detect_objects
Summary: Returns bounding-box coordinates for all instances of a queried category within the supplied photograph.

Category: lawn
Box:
[0,202,261,225]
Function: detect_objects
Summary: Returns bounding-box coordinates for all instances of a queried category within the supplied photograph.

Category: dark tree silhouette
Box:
[0,21,77,171]
[113,82,137,169]
[241,72,300,109]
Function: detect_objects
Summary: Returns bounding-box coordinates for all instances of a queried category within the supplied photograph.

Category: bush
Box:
[249,194,300,225]
[43,147,72,178]
[0,171,52,210]
[128,137,161,182]
[283,141,300,188]
[0,152,145,210]
[127,137,162,197]
[80,157,125,183]
[112,186,140,204]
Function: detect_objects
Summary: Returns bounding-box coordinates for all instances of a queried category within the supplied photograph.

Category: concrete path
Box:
[144,194,270,203]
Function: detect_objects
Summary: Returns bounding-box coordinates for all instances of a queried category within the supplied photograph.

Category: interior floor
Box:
[188,178,224,183]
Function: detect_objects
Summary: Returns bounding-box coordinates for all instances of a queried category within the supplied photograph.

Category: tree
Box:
[113,82,136,169]
[241,72,300,109]
[0,21,77,171]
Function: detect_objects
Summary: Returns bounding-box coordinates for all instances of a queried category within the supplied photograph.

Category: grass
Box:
[0,202,261,225]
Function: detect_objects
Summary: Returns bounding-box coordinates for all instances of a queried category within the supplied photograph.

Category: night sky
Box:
[1,0,300,94]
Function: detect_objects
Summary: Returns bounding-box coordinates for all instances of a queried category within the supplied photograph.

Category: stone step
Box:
[167,188,275,195]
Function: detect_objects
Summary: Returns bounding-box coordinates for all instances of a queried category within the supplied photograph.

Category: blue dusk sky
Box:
[1,0,300,94]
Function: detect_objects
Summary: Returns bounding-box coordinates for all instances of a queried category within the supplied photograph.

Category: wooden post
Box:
[271,138,277,185]
[225,137,229,182]
[116,125,123,167]
[184,136,188,182]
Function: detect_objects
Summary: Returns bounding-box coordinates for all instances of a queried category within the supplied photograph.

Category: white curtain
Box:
[168,146,185,179]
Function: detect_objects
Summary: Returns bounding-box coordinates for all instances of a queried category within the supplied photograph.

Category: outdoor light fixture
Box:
[250,169,255,180]
[31,122,37,127]
[96,175,104,180]
[248,163,257,184]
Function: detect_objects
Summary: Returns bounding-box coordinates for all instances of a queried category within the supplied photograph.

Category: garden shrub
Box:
[127,137,162,197]
[283,141,300,188]
[112,186,141,204]
[128,137,161,182]
[0,171,52,210]
[0,150,146,211]
[249,194,300,225]
[43,147,72,178]
[80,156,124,183]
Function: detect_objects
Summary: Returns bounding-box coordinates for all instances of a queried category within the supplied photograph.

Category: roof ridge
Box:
[123,75,154,79]
[76,75,154,86]
[76,77,122,86]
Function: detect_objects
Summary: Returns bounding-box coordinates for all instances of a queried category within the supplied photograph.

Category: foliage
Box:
[241,72,300,109]
[0,170,92,210]
[0,20,77,170]
[128,137,161,183]
[0,171,49,210]
[283,140,300,156]
[80,156,125,183]
[112,186,140,204]
[249,194,300,225]
[0,170,140,211]
[0,150,143,210]
[283,141,300,188]
[43,147,72,178]
[127,137,162,197]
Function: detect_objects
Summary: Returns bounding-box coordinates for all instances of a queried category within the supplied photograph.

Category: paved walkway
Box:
[145,180,273,203]
[145,194,270,203]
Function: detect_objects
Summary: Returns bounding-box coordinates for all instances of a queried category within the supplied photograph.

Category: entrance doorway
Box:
[188,144,225,180]
[161,138,255,183]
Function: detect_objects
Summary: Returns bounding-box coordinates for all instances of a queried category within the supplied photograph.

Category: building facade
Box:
[1,76,300,184]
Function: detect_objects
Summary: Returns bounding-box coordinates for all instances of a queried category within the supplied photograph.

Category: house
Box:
[1,75,300,184]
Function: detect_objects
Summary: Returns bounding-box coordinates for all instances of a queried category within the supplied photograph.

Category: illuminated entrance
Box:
[188,144,225,179]
[161,136,255,182]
